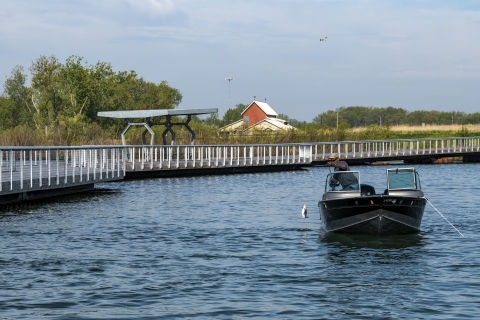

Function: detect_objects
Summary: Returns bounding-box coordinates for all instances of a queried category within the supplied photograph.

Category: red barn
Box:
[241,101,278,126]
[219,100,295,133]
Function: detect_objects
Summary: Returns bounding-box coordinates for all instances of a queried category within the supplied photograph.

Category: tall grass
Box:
[1,121,479,146]
[0,124,119,146]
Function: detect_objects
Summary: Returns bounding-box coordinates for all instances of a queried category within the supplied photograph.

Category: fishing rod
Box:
[427,199,464,237]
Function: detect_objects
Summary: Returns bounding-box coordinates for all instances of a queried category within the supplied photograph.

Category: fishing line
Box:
[427,199,464,237]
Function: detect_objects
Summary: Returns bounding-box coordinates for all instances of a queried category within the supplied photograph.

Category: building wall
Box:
[243,103,267,126]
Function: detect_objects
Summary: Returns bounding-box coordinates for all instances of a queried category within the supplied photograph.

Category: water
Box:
[1,164,480,319]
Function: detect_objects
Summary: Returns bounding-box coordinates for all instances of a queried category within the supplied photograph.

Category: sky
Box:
[1,0,479,121]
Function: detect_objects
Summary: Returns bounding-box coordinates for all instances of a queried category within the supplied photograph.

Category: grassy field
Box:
[349,124,480,140]
[389,124,480,132]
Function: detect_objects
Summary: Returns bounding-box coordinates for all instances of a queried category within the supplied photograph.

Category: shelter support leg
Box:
[162,115,176,145]
[185,115,196,145]
[121,119,133,146]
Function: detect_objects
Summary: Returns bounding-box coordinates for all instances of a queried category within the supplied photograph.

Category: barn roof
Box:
[241,101,278,117]
[248,117,296,131]
[218,117,295,133]
[218,119,244,132]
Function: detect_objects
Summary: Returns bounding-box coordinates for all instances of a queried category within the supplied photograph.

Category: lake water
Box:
[1,163,480,319]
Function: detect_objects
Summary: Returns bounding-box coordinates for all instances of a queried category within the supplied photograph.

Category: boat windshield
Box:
[325,171,360,192]
[387,168,421,190]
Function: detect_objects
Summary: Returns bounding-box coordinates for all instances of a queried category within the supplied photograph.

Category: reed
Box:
[389,124,480,132]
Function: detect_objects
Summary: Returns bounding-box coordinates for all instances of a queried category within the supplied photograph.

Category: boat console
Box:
[322,168,424,201]
[384,168,424,197]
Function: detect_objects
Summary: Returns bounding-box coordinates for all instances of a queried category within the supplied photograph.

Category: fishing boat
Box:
[318,167,427,236]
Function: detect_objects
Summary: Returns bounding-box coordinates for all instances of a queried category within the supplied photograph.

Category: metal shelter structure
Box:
[97,108,218,145]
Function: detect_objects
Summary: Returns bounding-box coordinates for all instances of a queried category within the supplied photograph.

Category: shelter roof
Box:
[97,108,218,119]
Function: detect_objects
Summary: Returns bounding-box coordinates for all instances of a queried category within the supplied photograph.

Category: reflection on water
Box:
[319,231,426,250]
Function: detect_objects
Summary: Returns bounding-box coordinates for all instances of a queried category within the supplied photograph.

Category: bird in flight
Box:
[320,37,328,41]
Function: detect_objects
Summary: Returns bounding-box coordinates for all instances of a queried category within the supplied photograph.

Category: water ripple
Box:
[0,165,479,318]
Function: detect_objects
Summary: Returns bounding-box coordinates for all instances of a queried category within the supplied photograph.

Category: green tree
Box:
[1,54,185,144]
[467,112,480,124]
[313,109,338,127]
[204,112,221,126]
[277,113,304,128]
[29,55,63,130]
[61,56,97,119]
[2,65,33,128]
[222,103,246,126]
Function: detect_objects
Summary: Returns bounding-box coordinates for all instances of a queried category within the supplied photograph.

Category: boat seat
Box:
[360,184,376,196]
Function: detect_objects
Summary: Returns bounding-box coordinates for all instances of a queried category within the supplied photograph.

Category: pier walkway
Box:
[1,136,479,204]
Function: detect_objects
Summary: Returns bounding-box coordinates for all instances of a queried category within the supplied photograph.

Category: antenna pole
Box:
[225,77,234,110]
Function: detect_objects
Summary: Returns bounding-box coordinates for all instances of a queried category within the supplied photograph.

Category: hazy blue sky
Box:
[1,0,479,121]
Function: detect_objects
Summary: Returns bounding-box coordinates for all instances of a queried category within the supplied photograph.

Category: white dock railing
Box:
[125,143,313,170]
[0,146,126,195]
[312,137,480,160]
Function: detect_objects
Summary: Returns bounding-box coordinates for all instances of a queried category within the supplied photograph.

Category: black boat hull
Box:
[319,195,426,236]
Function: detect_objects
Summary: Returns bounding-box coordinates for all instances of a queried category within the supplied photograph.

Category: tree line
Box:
[1,55,479,146]
[310,106,480,128]
[0,55,182,145]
